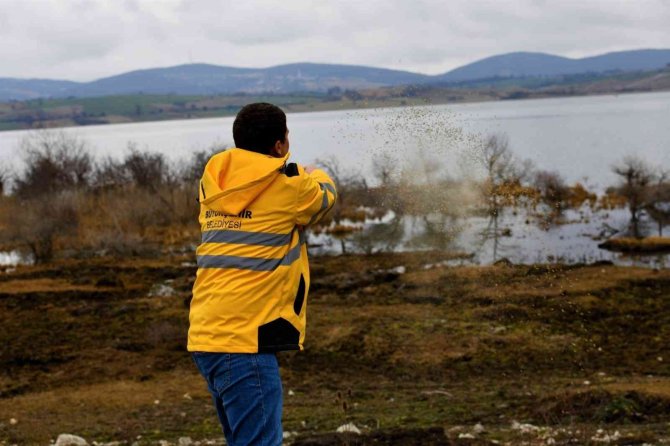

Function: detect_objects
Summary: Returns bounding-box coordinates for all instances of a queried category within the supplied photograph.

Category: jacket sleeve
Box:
[296,167,338,226]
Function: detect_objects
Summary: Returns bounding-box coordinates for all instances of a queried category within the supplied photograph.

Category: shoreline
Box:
[1,88,668,135]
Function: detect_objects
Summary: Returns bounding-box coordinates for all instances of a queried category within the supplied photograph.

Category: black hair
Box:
[233,103,287,155]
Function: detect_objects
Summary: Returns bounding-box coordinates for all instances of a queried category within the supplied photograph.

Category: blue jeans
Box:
[191,352,283,446]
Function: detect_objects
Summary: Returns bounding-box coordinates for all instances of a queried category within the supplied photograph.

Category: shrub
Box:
[13,131,92,198]
[2,192,79,263]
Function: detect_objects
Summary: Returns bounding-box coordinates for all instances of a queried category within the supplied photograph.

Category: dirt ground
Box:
[1,252,669,445]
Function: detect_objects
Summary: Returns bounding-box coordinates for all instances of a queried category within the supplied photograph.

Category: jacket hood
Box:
[199,148,290,215]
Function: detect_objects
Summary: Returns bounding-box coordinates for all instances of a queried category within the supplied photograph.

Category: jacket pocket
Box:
[293,274,305,315]
[258,318,300,352]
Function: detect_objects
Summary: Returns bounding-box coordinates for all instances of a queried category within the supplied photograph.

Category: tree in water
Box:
[533,169,570,226]
[644,170,670,236]
[477,134,532,262]
[611,156,657,238]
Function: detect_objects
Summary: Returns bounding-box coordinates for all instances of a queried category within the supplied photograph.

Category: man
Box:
[188,102,337,445]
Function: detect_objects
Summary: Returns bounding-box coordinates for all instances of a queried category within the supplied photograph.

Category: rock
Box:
[591,429,621,443]
[473,423,485,434]
[282,431,299,440]
[178,437,193,446]
[148,283,175,297]
[511,421,540,434]
[336,422,361,434]
[388,265,406,274]
[55,434,88,446]
[421,389,453,397]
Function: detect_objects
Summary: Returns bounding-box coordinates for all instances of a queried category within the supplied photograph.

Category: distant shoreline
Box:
[1,77,668,133]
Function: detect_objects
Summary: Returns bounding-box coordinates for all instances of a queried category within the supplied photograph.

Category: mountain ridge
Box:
[2,48,669,101]
[436,49,670,82]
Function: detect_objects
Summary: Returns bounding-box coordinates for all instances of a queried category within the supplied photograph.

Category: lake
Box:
[1,91,669,190]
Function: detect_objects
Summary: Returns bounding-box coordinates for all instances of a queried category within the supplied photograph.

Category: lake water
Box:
[1,91,669,190]
[309,206,670,268]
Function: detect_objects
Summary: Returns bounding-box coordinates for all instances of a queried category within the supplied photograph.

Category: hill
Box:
[0,78,80,101]
[1,49,670,101]
[436,49,670,83]
[0,63,430,101]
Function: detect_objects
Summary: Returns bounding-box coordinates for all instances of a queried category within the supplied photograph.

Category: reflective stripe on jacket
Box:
[187,148,337,353]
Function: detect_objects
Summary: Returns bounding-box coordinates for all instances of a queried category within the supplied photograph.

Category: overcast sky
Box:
[1,0,668,81]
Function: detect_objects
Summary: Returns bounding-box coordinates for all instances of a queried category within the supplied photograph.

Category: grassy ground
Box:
[0,252,669,445]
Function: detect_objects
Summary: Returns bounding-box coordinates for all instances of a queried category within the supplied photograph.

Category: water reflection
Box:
[309,206,670,268]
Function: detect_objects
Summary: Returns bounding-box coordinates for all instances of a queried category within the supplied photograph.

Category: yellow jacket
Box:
[188,148,337,353]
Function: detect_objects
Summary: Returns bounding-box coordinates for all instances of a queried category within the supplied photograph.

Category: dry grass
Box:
[0,371,212,444]
[0,277,107,294]
[0,254,669,444]
[603,377,670,397]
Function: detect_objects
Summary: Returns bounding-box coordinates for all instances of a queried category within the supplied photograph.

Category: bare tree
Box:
[370,152,405,217]
[644,171,670,236]
[477,134,532,261]
[0,166,9,196]
[123,144,170,190]
[371,152,398,188]
[2,192,79,263]
[93,156,130,188]
[480,134,525,186]
[1,131,92,262]
[180,146,226,185]
[611,156,657,238]
[316,156,366,253]
[533,169,570,223]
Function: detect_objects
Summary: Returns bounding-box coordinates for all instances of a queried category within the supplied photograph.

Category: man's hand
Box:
[304,164,318,174]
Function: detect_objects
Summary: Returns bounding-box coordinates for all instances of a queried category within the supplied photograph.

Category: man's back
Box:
[188,147,336,353]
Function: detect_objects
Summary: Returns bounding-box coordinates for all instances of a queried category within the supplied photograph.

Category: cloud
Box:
[0,0,668,81]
